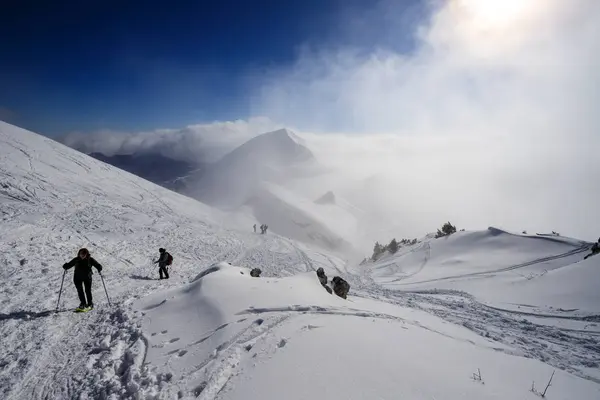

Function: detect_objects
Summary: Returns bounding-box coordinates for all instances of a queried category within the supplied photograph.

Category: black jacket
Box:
[64,256,103,280]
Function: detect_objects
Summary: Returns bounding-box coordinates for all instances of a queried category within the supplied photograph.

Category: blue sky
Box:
[0,0,422,136]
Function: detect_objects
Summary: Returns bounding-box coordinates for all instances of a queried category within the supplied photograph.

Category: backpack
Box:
[166,252,173,266]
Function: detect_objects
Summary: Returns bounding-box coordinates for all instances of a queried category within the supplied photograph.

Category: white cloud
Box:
[251,0,600,241]
[62,0,600,242]
[62,117,281,163]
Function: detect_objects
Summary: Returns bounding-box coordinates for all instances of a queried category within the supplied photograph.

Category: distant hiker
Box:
[62,248,103,311]
[584,238,600,260]
[260,224,265,234]
[253,224,257,233]
[154,248,172,279]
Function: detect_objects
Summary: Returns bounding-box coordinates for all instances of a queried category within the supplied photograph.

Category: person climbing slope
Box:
[62,248,103,311]
[154,248,171,279]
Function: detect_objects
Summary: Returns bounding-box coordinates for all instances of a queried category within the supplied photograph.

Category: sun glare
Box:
[456,0,539,29]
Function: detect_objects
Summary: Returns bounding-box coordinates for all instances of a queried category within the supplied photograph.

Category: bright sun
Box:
[455,0,539,29]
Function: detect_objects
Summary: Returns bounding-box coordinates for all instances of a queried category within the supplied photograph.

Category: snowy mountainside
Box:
[355,227,600,382]
[0,121,347,399]
[177,129,367,252]
[2,120,599,399]
[182,128,316,207]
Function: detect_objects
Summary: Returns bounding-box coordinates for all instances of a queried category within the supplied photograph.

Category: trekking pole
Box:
[56,270,66,312]
[99,272,112,307]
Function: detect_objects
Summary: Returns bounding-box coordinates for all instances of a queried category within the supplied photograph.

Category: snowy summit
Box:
[1,120,599,400]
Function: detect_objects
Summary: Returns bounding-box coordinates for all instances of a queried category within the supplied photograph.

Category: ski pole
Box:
[99,272,112,307]
[56,270,66,312]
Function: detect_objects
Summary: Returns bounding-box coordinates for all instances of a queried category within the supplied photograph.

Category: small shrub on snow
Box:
[436,221,457,238]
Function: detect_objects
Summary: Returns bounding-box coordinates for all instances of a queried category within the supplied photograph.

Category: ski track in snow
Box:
[348,265,600,384]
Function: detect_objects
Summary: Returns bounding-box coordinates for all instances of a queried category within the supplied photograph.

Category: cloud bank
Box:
[62,0,600,243]
[252,0,600,241]
[62,117,281,163]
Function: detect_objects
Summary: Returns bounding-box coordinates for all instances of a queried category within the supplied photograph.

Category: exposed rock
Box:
[316,267,333,295]
[250,268,262,277]
[314,191,336,205]
[331,276,350,299]
[316,267,328,286]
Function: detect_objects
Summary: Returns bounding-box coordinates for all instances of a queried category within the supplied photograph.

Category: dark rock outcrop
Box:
[316,268,333,294]
[250,268,262,277]
[331,276,350,299]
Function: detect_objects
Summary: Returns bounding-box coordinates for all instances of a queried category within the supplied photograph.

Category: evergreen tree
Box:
[388,238,399,254]
[436,221,457,238]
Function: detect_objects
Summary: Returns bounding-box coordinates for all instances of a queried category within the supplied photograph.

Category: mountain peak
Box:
[217,128,314,167]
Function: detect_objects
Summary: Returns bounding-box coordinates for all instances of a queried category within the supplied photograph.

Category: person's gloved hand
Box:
[62,263,69,270]
[97,266,102,273]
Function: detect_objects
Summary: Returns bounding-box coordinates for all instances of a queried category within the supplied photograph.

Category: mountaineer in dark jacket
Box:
[154,248,170,279]
[63,248,103,310]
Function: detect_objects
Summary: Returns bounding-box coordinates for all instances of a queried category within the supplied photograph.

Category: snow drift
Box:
[134,262,600,399]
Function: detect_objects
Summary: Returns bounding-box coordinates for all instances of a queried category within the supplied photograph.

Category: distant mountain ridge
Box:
[89,152,201,189]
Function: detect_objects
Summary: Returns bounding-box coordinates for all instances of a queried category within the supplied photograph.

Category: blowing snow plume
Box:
[252,0,600,242]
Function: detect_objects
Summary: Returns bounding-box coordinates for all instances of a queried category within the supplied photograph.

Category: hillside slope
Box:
[2,121,599,399]
[0,121,346,399]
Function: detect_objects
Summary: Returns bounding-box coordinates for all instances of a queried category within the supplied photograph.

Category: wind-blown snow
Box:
[1,120,599,399]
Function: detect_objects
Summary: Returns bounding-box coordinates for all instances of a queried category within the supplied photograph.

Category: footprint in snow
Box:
[169,338,180,343]
[160,330,168,334]
[277,339,287,348]
[177,350,187,357]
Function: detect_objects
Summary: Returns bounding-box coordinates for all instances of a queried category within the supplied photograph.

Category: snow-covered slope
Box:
[177,129,363,252]
[0,121,346,399]
[134,262,599,399]
[356,227,600,383]
[367,227,593,311]
[183,129,316,207]
[2,120,599,399]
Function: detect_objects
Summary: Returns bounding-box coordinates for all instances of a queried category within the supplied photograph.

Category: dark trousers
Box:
[159,265,169,279]
[74,277,92,306]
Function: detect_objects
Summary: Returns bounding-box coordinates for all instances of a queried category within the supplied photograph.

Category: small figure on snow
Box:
[154,248,172,279]
[253,224,257,233]
[62,248,103,311]
[260,224,265,234]
[584,238,600,260]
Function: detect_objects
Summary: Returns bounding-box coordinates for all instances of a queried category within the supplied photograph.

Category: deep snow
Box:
[1,120,599,399]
